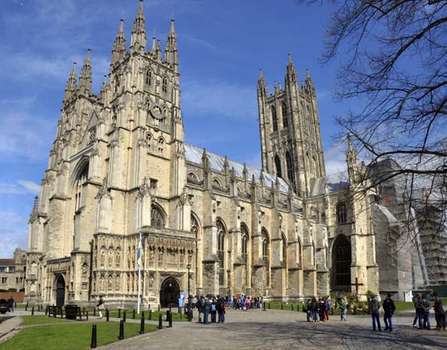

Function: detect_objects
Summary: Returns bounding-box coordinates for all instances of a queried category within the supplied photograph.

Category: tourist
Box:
[7,297,14,312]
[324,297,330,321]
[422,296,431,330]
[433,293,446,330]
[338,296,348,321]
[413,294,423,329]
[310,297,319,322]
[368,295,381,331]
[217,297,226,323]
[97,295,105,319]
[319,298,325,321]
[210,298,217,322]
[382,294,396,332]
[203,297,210,324]
[196,296,204,323]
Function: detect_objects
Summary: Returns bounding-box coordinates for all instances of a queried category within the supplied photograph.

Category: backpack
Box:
[211,304,216,312]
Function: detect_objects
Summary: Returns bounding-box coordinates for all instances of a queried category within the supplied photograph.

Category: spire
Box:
[63,62,77,103]
[152,36,161,60]
[78,50,92,96]
[112,19,126,65]
[286,53,297,83]
[257,69,266,95]
[131,0,147,54]
[165,19,178,69]
[346,134,357,165]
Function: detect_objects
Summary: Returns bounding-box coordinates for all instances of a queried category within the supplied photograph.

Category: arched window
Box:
[115,248,121,268]
[216,219,226,285]
[271,105,278,131]
[191,214,199,235]
[114,75,120,94]
[336,202,347,224]
[241,223,249,260]
[162,77,168,93]
[286,151,294,185]
[74,163,88,211]
[145,70,152,86]
[332,234,351,289]
[262,228,269,261]
[151,205,165,228]
[282,102,288,128]
[275,155,282,178]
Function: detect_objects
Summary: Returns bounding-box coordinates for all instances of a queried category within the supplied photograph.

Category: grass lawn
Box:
[21,315,70,326]
[266,301,303,312]
[0,321,156,350]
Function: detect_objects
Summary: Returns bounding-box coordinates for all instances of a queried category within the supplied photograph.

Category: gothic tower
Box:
[257,55,325,197]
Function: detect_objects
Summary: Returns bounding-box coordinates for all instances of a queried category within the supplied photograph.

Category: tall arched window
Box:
[262,228,269,261]
[162,77,168,93]
[336,202,347,224]
[271,105,278,131]
[241,223,249,261]
[286,151,294,185]
[145,70,152,86]
[151,205,165,228]
[191,214,199,236]
[74,163,88,211]
[275,155,282,178]
[217,219,226,285]
[282,102,288,128]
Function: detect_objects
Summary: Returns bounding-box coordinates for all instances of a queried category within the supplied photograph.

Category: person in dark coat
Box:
[433,293,446,330]
[210,298,217,323]
[7,298,14,312]
[382,294,396,331]
[217,297,226,323]
[369,295,382,331]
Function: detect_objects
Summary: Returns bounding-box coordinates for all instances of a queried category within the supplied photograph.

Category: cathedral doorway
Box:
[160,277,180,307]
[55,274,66,307]
[331,234,351,291]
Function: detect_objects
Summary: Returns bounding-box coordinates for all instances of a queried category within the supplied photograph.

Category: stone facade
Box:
[0,248,26,292]
[25,1,429,306]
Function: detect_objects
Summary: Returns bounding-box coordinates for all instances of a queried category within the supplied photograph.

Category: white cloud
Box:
[17,180,41,195]
[0,180,41,195]
[182,79,257,119]
[324,142,348,182]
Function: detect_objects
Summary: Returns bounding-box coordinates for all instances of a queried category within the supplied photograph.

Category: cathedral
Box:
[25,1,432,307]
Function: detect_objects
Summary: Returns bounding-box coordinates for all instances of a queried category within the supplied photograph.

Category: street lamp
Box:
[186,264,191,298]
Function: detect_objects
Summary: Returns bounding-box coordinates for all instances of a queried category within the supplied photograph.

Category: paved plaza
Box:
[100,309,447,350]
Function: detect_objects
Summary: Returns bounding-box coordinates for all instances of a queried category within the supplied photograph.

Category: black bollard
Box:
[268,302,271,309]
[158,313,163,329]
[25,302,28,311]
[158,304,161,312]
[118,309,121,319]
[263,302,266,311]
[132,309,136,319]
[90,324,97,349]
[139,313,145,334]
[54,305,57,318]
[148,310,152,321]
[31,306,34,316]
[118,320,124,340]
[291,304,294,311]
[106,309,109,322]
[281,303,283,310]
[86,311,89,321]
[123,310,126,323]
[93,307,96,317]
[45,306,48,316]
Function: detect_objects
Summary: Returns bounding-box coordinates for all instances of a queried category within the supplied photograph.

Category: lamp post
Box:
[186,264,191,298]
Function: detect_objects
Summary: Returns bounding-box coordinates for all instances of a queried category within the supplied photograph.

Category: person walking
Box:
[97,295,105,319]
[433,293,446,331]
[217,297,226,323]
[369,295,382,331]
[413,294,423,329]
[422,296,431,330]
[310,297,319,322]
[210,298,217,323]
[382,294,396,332]
[338,296,348,321]
[203,297,210,324]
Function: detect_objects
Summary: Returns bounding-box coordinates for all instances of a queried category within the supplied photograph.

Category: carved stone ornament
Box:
[150,105,164,120]
[96,177,111,200]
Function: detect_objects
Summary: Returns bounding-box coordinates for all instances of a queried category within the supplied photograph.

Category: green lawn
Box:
[0,321,156,350]
[266,301,303,312]
[21,315,70,326]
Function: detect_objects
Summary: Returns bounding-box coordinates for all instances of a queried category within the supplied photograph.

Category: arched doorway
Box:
[160,277,180,307]
[55,274,65,307]
[331,234,351,291]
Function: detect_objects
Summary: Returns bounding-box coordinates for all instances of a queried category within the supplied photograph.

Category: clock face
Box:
[150,105,163,120]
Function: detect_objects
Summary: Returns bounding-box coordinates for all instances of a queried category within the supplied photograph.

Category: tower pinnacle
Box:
[131,0,147,54]
[63,62,77,103]
[112,19,126,65]
[78,50,92,96]
[165,19,178,69]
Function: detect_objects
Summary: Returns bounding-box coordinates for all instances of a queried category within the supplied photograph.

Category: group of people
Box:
[304,297,333,322]
[412,293,446,331]
[187,295,227,324]
[231,295,263,310]
[368,294,396,331]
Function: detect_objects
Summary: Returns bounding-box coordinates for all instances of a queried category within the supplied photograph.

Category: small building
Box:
[0,248,27,302]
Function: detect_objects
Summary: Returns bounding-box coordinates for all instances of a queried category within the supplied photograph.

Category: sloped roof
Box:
[0,259,15,266]
[184,144,290,192]
[374,204,399,226]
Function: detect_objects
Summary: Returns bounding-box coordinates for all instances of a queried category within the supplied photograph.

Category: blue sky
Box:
[0,0,350,257]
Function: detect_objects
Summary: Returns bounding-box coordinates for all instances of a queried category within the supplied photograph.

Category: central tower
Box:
[257,56,325,197]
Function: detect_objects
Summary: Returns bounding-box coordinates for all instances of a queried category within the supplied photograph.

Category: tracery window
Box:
[271,105,278,131]
[262,228,269,261]
[286,151,294,185]
[74,163,88,211]
[217,219,226,285]
[275,155,282,178]
[162,77,168,93]
[336,202,347,224]
[241,223,249,260]
[151,205,165,228]
[145,70,152,86]
[282,102,288,128]
[191,214,199,236]
[281,232,287,265]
